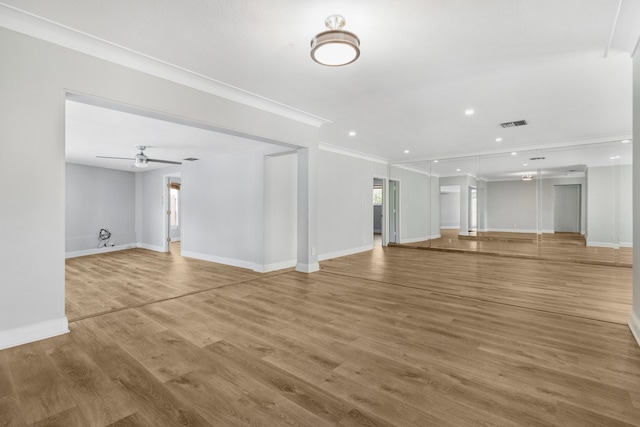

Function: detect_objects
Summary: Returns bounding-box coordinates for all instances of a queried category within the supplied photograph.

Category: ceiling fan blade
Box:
[148,158,182,165]
[96,156,135,160]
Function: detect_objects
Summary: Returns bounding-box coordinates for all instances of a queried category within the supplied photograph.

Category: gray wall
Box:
[587,165,632,247]
[65,163,136,254]
[389,166,437,243]
[486,179,539,232]
[440,189,460,229]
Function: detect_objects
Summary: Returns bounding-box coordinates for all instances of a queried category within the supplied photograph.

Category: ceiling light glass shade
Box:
[311,15,360,66]
[522,174,533,181]
[135,153,148,168]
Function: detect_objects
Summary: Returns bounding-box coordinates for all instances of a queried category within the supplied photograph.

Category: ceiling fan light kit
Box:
[311,15,360,66]
[97,145,182,169]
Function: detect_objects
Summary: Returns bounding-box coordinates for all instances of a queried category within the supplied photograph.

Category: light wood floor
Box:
[395,229,633,267]
[1,245,639,426]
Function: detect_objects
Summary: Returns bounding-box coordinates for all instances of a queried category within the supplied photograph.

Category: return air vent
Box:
[183,157,199,161]
[500,120,528,128]
[529,156,546,161]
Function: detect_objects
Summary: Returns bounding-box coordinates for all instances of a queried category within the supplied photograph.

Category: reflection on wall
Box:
[395,141,632,248]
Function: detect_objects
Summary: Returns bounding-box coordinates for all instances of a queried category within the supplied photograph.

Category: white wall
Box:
[440,190,460,229]
[264,153,298,271]
[179,150,263,269]
[65,163,136,255]
[587,165,632,247]
[317,150,387,258]
[389,166,437,243]
[0,27,318,349]
[631,51,640,346]
[486,179,538,232]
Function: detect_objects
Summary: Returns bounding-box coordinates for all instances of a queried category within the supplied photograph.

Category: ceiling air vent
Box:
[500,119,528,128]
[183,158,199,161]
[529,156,546,161]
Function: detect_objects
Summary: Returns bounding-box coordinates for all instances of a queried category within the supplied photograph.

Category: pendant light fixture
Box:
[310,15,360,66]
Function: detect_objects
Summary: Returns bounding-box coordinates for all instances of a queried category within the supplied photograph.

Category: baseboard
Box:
[181,250,255,271]
[400,236,431,244]
[440,226,459,230]
[170,238,181,242]
[486,228,539,233]
[136,243,166,252]
[620,241,633,248]
[629,311,640,347]
[586,241,620,249]
[295,262,320,273]
[0,317,69,350]
[431,233,441,240]
[255,259,297,273]
[65,244,135,258]
[318,245,372,261]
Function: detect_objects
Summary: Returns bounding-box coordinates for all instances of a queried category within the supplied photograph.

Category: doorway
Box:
[468,186,477,234]
[554,184,581,233]
[388,180,400,243]
[373,178,383,247]
[163,173,182,253]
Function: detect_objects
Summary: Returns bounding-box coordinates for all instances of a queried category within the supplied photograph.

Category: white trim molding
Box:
[65,244,135,259]
[0,3,328,128]
[256,259,297,273]
[629,311,640,347]
[400,236,432,244]
[318,245,372,262]
[137,243,166,253]
[181,250,256,271]
[295,262,321,273]
[0,317,69,350]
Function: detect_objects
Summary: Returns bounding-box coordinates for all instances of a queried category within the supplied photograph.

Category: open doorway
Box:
[163,173,182,253]
[468,186,477,234]
[388,180,400,243]
[373,178,383,247]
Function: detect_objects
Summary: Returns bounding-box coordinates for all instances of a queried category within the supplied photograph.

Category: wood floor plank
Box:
[1,243,638,425]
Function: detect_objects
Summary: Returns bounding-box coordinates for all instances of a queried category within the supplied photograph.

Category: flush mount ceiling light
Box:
[311,15,360,66]
[522,173,534,181]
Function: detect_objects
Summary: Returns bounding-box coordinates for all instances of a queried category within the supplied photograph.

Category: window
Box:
[373,188,382,205]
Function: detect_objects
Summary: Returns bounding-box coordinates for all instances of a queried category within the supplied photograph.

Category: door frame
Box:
[388,179,400,244]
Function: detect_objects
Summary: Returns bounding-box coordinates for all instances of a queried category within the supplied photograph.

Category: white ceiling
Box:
[3,0,639,173]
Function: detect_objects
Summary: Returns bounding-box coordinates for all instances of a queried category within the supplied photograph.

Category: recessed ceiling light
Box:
[622,139,630,143]
[495,138,503,142]
[433,160,439,163]
[523,163,528,166]
[404,150,410,154]
[456,168,461,172]
[610,155,621,160]
[464,109,474,115]
[511,152,517,156]
[348,131,356,136]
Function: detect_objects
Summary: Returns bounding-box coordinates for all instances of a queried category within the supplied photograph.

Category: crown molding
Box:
[0,3,329,128]
[319,142,389,165]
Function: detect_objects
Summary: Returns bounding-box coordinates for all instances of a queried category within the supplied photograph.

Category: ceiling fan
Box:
[97,145,182,168]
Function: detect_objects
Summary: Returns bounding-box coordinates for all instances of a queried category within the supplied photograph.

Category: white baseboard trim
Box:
[629,311,640,347]
[137,243,166,252]
[486,228,539,233]
[431,233,442,240]
[400,236,431,244]
[0,317,69,350]
[65,244,135,259]
[440,226,459,230]
[295,262,320,273]
[586,241,620,249]
[318,245,372,262]
[170,237,181,242]
[255,259,297,273]
[181,250,255,271]
[620,241,633,248]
